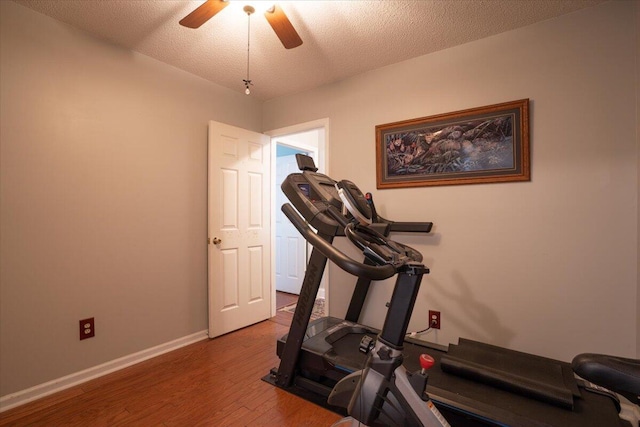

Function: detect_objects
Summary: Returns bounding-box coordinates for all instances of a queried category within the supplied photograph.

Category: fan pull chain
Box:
[243,6,254,95]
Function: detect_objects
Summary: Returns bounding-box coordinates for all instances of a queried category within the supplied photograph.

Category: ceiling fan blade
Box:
[264,4,303,49]
[179,0,229,29]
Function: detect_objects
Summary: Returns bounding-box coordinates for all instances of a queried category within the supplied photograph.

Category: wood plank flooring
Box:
[0,293,342,426]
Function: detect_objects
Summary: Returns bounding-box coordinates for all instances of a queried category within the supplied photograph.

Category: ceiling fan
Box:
[179,0,303,49]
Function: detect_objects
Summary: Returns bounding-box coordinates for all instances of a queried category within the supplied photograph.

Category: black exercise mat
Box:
[440,338,580,409]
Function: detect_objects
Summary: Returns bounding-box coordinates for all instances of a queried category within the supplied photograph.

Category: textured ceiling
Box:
[14,0,605,101]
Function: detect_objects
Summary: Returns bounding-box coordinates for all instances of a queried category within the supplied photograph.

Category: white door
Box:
[208,121,271,338]
[275,153,307,294]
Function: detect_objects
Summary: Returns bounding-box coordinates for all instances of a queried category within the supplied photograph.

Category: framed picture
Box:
[376,99,530,188]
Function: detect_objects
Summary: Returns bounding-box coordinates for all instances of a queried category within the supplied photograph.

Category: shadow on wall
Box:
[427,271,516,346]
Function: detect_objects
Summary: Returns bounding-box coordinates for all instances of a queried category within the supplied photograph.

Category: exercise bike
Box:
[572,353,640,427]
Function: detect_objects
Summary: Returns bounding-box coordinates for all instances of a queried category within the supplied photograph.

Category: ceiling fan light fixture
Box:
[227,0,273,15]
[179,0,303,95]
[180,1,303,49]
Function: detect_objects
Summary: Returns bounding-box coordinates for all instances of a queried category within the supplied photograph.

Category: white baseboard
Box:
[0,330,208,413]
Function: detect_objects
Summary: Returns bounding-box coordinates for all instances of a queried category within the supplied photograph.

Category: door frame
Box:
[265,118,330,316]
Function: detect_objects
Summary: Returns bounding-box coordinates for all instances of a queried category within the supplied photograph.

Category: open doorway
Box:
[267,119,329,315]
[274,143,313,295]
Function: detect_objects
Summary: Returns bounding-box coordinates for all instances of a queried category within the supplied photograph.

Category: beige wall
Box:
[1,0,638,401]
[264,1,638,362]
[636,0,640,359]
[0,1,262,396]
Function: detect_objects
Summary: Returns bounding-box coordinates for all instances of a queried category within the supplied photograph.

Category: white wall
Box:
[263,1,638,361]
[0,1,262,396]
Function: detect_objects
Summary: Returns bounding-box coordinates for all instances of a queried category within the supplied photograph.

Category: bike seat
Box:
[572,353,640,404]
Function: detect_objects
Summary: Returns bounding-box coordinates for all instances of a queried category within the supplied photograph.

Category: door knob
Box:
[212,237,222,245]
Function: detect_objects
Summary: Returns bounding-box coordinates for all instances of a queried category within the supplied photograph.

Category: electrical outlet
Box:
[79,317,95,340]
[428,310,441,329]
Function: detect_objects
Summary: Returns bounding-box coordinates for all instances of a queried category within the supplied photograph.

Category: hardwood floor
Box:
[0,293,342,426]
[275,291,298,310]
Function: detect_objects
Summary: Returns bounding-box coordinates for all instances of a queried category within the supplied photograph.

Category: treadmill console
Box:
[336,180,373,225]
[305,171,342,210]
[281,153,433,236]
[281,171,343,236]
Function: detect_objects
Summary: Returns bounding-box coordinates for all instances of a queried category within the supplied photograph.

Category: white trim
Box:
[267,118,330,316]
[264,118,329,138]
[0,330,208,412]
[265,118,330,176]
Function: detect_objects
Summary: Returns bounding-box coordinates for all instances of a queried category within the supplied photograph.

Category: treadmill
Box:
[268,154,433,390]
[264,155,626,427]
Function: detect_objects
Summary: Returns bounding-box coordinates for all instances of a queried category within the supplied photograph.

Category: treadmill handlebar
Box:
[281,203,397,281]
[365,192,433,233]
[379,217,433,233]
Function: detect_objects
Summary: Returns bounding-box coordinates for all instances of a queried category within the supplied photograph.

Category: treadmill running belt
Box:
[440,338,580,409]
